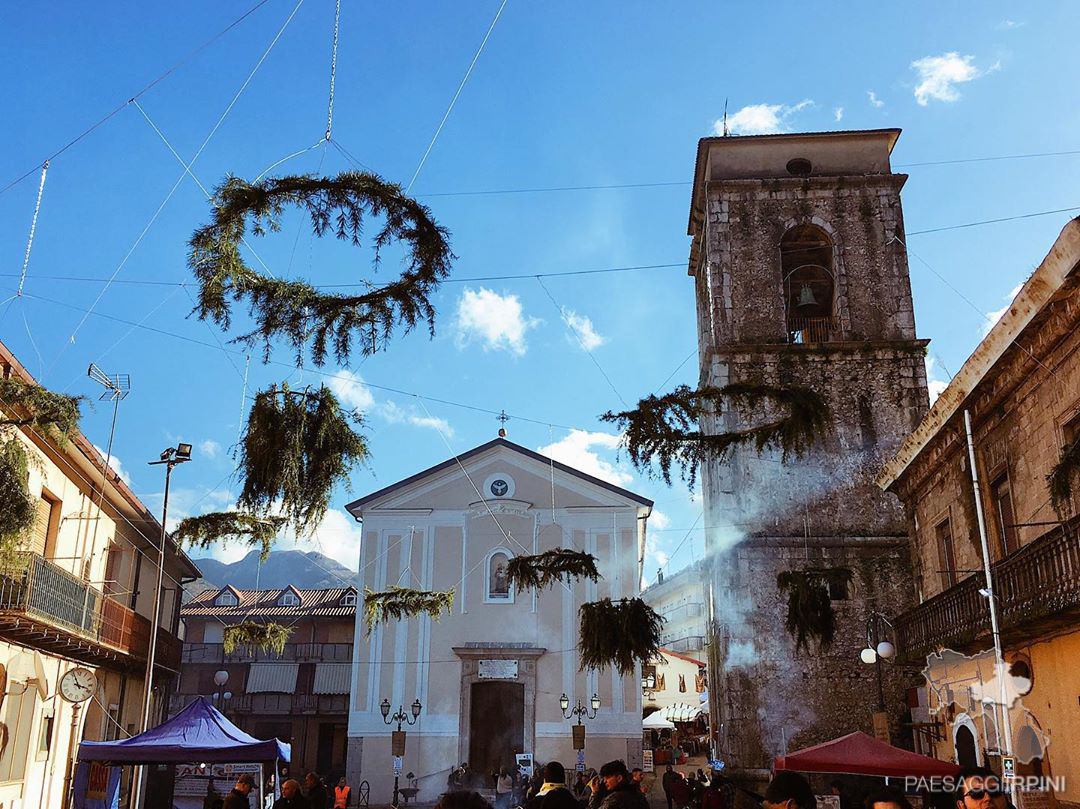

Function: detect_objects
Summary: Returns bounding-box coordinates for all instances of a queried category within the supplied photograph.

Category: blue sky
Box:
[1,2,1078,585]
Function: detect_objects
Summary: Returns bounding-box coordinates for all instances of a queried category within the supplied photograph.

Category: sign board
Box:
[872,711,891,743]
[642,750,654,773]
[576,750,586,773]
[1002,755,1016,784]
[516,753,534,777]
[479,659,518,679]
[816,796,841,809]
[174,763,263,809]
[572,723,586,750]
[73,762,121,809]
[392,730,407,757]
[393,756,403,776]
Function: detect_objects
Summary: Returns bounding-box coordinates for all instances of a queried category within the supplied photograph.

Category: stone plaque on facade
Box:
[478,659,518,679]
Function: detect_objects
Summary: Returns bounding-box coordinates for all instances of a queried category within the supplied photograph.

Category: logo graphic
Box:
[490,479,509,496]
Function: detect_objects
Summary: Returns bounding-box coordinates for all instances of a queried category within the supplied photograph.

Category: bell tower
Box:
[687,130,929,776]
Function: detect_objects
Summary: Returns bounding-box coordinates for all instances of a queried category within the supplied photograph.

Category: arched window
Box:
[485,549,514,603]
[781,225,835,343]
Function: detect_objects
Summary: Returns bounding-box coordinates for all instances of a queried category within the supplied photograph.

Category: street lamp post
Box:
[381,698,421,809]
[212,670,232,718]
[559,693,601,724]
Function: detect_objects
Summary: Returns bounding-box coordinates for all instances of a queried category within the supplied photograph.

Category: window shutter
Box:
[29,497,51,556]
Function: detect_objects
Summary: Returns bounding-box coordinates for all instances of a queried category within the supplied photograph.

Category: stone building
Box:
[344,435,653,804]
[685,130,930,776]
[0,339,199,808]
[641,561,708,654]
[177,585,356,778]
[877,220,1080,807]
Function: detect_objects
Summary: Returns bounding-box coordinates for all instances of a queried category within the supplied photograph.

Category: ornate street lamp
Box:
[382,698,422,808]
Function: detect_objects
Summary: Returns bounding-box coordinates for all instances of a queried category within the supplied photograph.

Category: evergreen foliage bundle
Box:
[174,512,288,561]
[238,383,368,535]
[601,382,830,489]
[506,548,600,591]
[362,586,455,634]
[0,440,34,576]
[1047,433,1080,516]
[0,378,83,439]
[776,568,853,653]
[190,172,453,366]
[578,597,664,675]
[223,621,292,656]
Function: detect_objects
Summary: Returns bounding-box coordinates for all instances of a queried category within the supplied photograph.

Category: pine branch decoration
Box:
[362,586,455,634]
[601,382,830,490]
[506,548,600,591]
[578,597,664,675]
[776,568,852,654]
[190,172,454,367]
[0,440,35,576]
[223,621,292,656]
[0,378,83,441]
[238,383,368,535]
[174,512,287,561]
[1047,433,1080,516]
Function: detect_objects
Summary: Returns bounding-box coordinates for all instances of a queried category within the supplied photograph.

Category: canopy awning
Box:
[78,696,290,764]
[313,663,350,694]
[664,703,705,723]
[248,663,299,693]
[643,711,676,729]
[775,732,961,778]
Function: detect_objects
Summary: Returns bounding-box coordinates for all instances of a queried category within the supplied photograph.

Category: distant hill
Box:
[185,549,355,599]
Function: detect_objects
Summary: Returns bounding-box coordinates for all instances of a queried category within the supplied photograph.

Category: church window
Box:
[485,550,514,603]
[781,224,836,343]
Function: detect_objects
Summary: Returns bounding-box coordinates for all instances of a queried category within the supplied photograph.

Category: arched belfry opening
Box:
[781,224,836,343]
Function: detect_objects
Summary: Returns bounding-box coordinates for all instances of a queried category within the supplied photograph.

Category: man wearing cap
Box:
[588,761,649,809]
[224,773,256,809]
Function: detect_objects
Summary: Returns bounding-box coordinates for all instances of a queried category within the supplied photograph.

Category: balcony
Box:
[181,642,353,664]
[0,552,181,672]
[896,518,1080,662]
[787,315,840,344]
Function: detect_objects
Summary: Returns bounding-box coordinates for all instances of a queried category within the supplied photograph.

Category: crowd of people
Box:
[219,769,353,809]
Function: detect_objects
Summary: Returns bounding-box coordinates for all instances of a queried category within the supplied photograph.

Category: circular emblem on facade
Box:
[483,473,515,499]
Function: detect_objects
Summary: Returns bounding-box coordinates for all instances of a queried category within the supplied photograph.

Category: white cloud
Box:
[378,400,455,438]
[996,19,1023,30]
[925,357,950,404]
[275,509,364,570]
[537,430,632,487]
[867,90,885,109]
[454,287,540,356]
[713,99,814,136]
[198,439,222,460]
[650,510,671,530]
[326,368,376,412]
[327,369,454,437]
[92,444,131,485]
[562,310,607,351]
[911,52,983,105]
[833,106,844,122]
[982,282,1025,336]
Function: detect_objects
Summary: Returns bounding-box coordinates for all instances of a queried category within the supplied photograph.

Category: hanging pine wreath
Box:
[578,597,664,675]
[0,378,83,440]
[506,548,600,591]
[600,382,829,489]
[776,568,853,654]
[237,383,368,535]
[0,440,35,577]
[362,586,455,634]
[223,621,292,656]
[1047,433,1080,516]
[174,512,287,561]
[190,172,454,366]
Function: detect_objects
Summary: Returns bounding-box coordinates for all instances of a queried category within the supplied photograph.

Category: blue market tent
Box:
[78,696,290,764]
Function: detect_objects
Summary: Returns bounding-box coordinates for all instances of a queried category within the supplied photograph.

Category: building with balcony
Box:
[0,339,200,808]
[878,220,1080,807]
[178,585,357,779]
[641,562,707,654]
[642,649,707,725]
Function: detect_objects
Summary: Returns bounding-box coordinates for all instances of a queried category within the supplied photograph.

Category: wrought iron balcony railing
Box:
[896,518,1080,662]
[181,641,353,663]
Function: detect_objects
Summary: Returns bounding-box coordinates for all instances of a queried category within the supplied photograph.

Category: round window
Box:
[786,158,813,176]
[483,473,515,499]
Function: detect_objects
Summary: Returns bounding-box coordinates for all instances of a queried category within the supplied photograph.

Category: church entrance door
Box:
[469,681,524,776]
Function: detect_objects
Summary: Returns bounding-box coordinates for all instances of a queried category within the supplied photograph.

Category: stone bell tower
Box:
[686,130,929,777]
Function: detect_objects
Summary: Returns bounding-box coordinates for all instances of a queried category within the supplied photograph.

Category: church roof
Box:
[345,436,653,512]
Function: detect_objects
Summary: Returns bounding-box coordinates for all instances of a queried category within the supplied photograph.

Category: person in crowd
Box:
[629,769,645,795]
[496,767,515,809]
[436,791,495,809]
[669,772,691,809]
[587,760,649,809]
[661,766,677,809]
[762,772,816,809]
[305,773,328,809]
[525,762,580,809]
[274,780,309,809]
[333,776,352,809]
[573,772,590,800]
[954,768,1006,809]
[224,774,256,809]
[700,775,729,809]
[864,789,913,809]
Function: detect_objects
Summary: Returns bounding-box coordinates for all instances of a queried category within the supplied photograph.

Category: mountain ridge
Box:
[185,549,356,598]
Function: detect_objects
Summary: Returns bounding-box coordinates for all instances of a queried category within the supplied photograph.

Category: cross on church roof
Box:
[496,409,509,437]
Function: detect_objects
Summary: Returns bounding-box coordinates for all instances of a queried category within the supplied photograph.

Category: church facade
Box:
[344,436,653,803]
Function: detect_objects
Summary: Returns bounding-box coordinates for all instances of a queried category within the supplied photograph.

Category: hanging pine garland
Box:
[0,378,83,439]
[174,513,287,561]
[362,586,455,634]
[578,597,664,675]
[776,568,853,654]
[506,548,600,591]
[237,383,368,536]
[1047,433,1080,516]
[190,172,454,367]
[0,440,35,577]
[223,621,292,656]
[600,382,830,489]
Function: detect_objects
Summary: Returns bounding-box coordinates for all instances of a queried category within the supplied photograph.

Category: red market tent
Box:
[774,732,961,778]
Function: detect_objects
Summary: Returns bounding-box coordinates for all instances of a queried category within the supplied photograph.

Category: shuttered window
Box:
[29,497,55,557]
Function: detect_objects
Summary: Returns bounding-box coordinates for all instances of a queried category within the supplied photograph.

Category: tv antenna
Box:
[722,98,729,136]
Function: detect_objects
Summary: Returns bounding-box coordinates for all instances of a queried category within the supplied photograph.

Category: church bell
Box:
[796,282,818,307]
